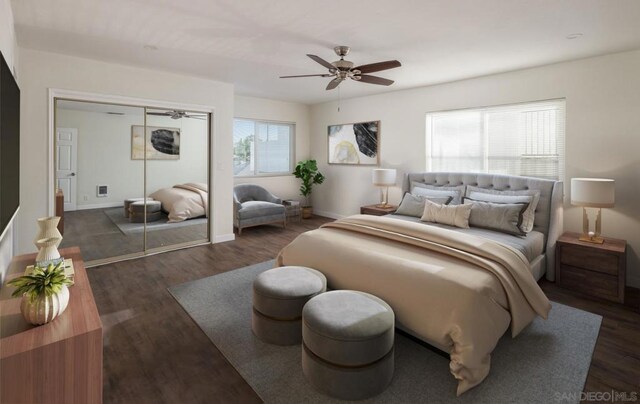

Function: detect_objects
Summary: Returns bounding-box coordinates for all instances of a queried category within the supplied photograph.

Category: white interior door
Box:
[56,128,78,211]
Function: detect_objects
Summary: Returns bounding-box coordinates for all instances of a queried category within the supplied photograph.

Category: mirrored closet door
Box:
[54,99,210,265]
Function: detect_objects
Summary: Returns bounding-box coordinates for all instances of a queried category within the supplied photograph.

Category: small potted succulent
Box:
[7,262,72,325]
[293,159,325,219]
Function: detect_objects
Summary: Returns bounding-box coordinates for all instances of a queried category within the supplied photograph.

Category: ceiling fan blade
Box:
[326,78,343,90]
[356,75,394,86]
[307,54,335,70]
[280,74,333,78]
[354,60,401,74]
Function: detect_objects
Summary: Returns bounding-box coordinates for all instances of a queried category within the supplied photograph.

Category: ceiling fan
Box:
[146,110,207,120]
[280,46,401,90]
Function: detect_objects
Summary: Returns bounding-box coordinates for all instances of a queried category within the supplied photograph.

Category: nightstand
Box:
[360,204,398,216]
[556,232,626,303]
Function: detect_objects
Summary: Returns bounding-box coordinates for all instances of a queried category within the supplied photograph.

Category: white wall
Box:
[17,48,235,254]
[234,95,310,201]
[0,0,17,283]
[56,109,208,209]
[310,49,640,288]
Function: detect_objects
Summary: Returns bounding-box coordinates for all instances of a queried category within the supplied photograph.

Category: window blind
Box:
[426,99,565,180]
[233,118,294,176]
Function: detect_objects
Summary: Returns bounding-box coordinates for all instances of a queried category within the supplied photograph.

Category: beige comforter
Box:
[276,215,551,395]
[149,183,208,222]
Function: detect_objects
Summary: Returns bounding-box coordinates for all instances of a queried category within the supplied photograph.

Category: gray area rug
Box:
[104,207,207,235]
[169,261,602,404]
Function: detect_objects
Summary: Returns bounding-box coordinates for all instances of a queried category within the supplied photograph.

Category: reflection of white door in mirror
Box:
[56,128,78,211]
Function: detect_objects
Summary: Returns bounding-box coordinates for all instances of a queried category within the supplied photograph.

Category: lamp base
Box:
[578,234,604,244]
[375,203,393,208]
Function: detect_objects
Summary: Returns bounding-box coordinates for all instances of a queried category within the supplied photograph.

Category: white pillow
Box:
[420,199,471,228]
[411,182,465,205]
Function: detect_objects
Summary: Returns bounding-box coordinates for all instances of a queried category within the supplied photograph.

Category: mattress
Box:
[386,214,545,263]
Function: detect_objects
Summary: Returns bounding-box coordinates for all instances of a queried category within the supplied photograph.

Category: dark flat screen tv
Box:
[0,51,20,238]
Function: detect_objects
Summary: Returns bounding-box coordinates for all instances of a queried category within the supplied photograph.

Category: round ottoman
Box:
[302,290,395,400]
[252,266,326,346]
[128,200,162,223]
[124,197,154,218]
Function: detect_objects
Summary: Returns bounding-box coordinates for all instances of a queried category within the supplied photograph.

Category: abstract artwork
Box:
[328,121,379,165]
[131,125,180,160]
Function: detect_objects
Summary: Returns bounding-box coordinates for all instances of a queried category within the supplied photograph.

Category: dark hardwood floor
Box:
[85,216,639,403]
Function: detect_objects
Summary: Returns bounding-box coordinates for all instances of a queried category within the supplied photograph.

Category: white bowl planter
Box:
[20,286,70,325]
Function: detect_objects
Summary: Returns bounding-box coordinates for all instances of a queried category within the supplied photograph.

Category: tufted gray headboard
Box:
[403,172,563,281]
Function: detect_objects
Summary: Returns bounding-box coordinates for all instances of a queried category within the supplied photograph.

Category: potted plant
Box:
[7,262,72,325]
[293,159,325,219]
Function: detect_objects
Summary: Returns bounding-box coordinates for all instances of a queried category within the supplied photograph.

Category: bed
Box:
[276,172,563,395]
[149,182,208,223]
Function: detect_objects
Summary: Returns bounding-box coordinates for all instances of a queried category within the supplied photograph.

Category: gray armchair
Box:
[233,184,286,235]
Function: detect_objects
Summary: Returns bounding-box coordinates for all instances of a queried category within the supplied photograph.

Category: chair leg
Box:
[238,227,242,235]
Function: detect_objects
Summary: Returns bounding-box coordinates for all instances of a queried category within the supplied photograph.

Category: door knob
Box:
[70,173,76,176]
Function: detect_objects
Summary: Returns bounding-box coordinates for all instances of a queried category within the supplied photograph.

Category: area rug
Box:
[104,207,207,235]
[169,261,602,404]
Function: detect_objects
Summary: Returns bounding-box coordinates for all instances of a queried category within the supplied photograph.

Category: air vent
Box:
[97,185,108,197]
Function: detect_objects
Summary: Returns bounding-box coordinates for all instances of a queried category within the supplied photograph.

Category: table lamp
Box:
[571,178,615,244]
[372,169,397,208]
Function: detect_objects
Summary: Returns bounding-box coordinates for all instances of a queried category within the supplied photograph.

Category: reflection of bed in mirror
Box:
[150,182,208,222]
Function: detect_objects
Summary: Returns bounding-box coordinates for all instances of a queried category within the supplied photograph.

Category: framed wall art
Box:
[131,125,180,160]
[328,121,379,165]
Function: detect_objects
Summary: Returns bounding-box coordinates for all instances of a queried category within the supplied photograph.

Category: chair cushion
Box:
[253,267,327,319]
[303,290,394,367]
[238,201,285,220]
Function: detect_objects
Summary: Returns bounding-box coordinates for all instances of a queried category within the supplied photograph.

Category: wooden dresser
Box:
[0,247,103,403]
[556,232,626,304]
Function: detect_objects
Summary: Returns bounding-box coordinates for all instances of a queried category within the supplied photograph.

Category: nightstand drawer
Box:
[558,265,619,301]
[560,245,619,275]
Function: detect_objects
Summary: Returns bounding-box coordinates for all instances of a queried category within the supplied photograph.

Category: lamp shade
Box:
[372,169,397,186]
[571,178,615,208]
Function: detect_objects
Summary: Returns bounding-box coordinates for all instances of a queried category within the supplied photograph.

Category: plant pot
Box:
[302,207,313,219]
[34,216,63,249]
[20,285,70,325]
[35,237,61,263]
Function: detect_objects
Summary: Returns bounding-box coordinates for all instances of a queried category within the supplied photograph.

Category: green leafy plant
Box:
[7,262,72,303]
[293,159,325,207]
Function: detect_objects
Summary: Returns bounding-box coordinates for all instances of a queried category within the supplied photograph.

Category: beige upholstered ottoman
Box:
[128,200,162,223]
[302,290,395,400]
[252,266,326,346]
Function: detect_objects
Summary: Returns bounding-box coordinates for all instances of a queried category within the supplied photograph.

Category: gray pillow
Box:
[411,182,465,205]
[465,186,540,233]
[463,198,529,236]
[395,193,452,217]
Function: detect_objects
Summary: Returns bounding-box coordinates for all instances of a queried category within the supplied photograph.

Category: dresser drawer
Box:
[560,245,619,275]
[558,265,620,302]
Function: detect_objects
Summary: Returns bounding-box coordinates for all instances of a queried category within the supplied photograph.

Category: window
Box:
[426,99,565,180]
[233,119,294,176]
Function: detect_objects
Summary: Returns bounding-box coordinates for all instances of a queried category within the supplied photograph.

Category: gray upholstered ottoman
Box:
[124,197,154,218]
[129,200,162,223]
[302,290,395,400]
[252,266,326,346]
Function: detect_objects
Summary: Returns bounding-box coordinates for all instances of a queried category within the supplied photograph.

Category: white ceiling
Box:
[12,0,640,104]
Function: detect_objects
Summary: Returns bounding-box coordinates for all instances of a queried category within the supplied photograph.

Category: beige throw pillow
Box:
[420,199,471,228]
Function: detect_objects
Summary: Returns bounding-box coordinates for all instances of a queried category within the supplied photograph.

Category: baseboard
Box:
[213,233,235,243]
[75,202,123,211]
[311,210,345,220]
